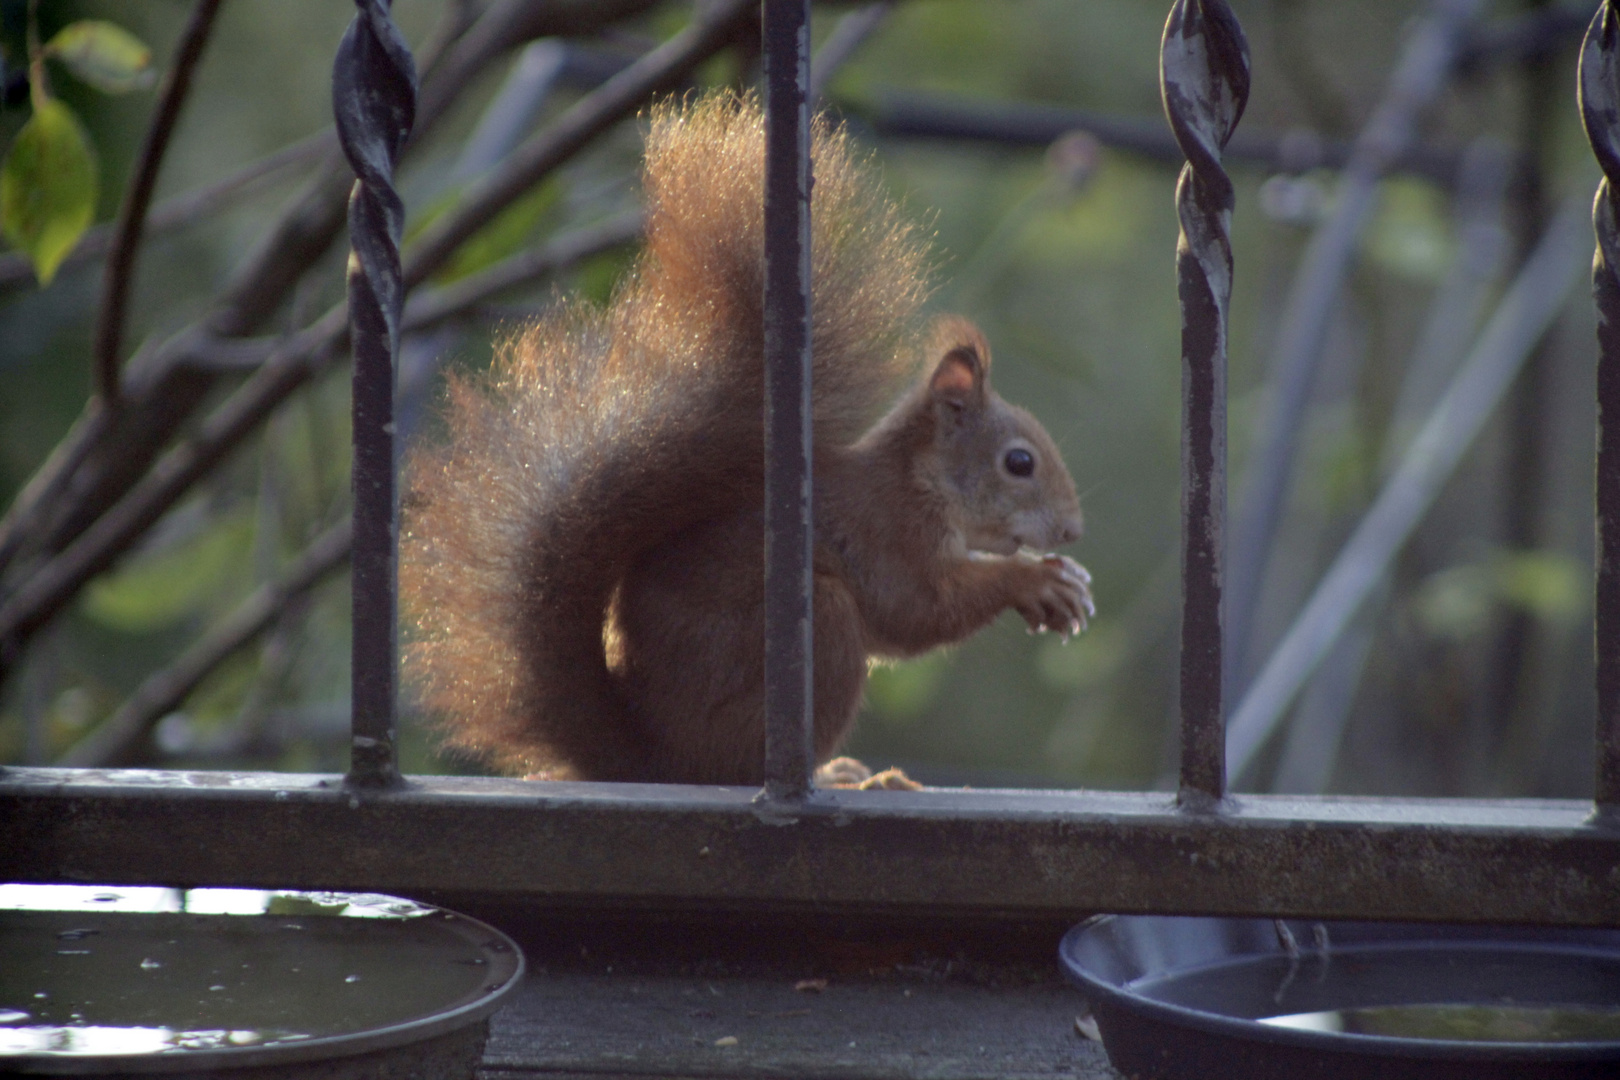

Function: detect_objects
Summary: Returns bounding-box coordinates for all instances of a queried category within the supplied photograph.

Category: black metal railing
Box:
[334,0,416,791]
[760,0,816,802]
[1160,0,1249,808]
[1581,0,1620,814]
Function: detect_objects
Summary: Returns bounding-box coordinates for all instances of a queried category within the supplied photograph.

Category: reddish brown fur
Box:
[402,93,1089,783]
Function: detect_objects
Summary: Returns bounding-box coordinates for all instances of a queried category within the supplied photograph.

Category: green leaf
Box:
[44,20,155,94]
[1,99,99,285]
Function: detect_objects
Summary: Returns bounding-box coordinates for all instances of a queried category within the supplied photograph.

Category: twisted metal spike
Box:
[1160,0,1249,809]
[1580,0,1620,812]
[333,0,417,789]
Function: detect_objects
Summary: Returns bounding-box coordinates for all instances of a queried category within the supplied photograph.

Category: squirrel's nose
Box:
[1058,513,1083,545]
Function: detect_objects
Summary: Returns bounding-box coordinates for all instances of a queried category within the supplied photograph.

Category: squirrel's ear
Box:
[928,344,985,414]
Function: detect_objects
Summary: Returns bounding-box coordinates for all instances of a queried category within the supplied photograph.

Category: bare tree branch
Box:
[810,2,893,102]
[1223,0,1489,696]
[0,0,490,588]
[0,205,653,681]
[94,0,225,405]
[0,0,674,594]
[404,0,756,288]
[0,309,348,680]
[402,209,642,332]
[0,132,335,295]
[1225,203,1588,783]
[0,1,752,689]
[415,0,664,136]
[56,518,355,768]
[0,404,110,576]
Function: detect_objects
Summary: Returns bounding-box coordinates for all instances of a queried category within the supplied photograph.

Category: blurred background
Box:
[0,0,1602,798]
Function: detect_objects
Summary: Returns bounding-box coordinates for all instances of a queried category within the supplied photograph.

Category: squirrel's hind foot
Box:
[814,756,924,791]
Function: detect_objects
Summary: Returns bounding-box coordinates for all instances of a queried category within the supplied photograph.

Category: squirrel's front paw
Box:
[1012,554,1094,637]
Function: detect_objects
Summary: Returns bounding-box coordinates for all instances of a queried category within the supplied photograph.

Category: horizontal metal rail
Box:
[3,768,1616,927]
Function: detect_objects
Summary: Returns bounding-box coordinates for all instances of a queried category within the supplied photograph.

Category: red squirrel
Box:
[401,92,1092,787]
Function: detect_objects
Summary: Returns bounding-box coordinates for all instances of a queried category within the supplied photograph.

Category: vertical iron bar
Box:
[333,0,416,789]
[1580,1,1620,810]
[761,0,815,800]
[1160,0,1249,808]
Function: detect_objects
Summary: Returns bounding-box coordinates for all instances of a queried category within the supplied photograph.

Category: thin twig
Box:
[56,518,354,768]
[0,1,476,586]
[0,309,349,682]
[0,130,335,294]
[24,0,43,108]
[404,0,756,288]
[810,2,893,102]
[94,0,224,405]
[0,0,654,590]
[402,209,642,332]
[413,0,664,137]
[0,206,649,680]
[0,3,749,687]
[0,403,110,576]
[1266,139,1515,796]
[859,89,1481,189]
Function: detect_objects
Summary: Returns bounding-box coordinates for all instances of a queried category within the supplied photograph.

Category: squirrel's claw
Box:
[859,766,924,791]
[1022,553,1093,637]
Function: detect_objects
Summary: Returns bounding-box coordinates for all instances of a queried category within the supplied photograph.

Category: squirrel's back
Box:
[402,92,931,778]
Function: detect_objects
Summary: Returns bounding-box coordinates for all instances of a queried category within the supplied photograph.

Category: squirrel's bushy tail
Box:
[402,92,929,778]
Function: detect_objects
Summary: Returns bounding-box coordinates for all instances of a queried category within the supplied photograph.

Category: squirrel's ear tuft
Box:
[929,346,980,400]
[928,338,987,417]
[925,315,993,410]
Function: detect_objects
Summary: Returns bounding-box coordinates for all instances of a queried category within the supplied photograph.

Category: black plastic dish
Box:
[0,886,525,1077]
[1059,915,1620,1080]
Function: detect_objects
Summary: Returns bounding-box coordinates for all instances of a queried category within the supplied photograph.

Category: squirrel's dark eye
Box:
[1004,447,1035,477]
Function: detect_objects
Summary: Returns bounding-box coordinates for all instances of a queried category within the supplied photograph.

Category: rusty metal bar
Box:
[333,0,416,789]
[760,0,815,802]
[1581,1,1620,811]
[1160,0,1249,807]
[2,769,1617,926]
